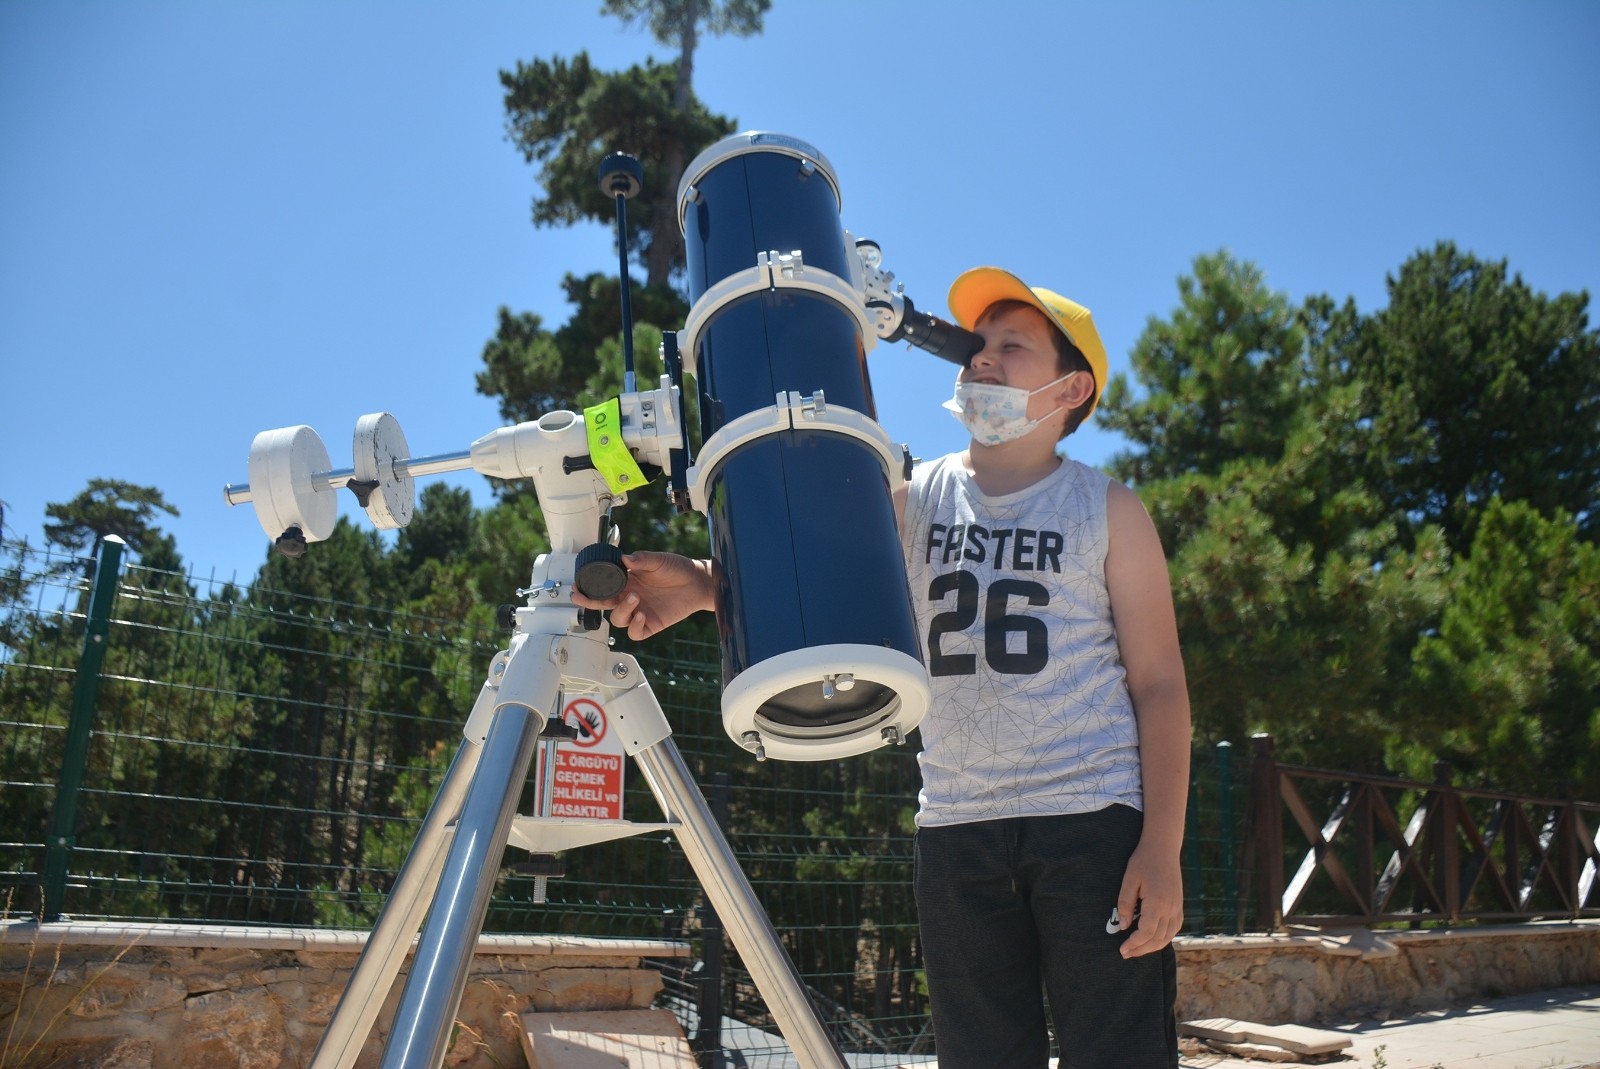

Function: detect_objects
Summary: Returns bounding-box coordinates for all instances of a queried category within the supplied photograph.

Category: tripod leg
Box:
[380,702,543,1069]
[599,673,845,1069]
[310,738,482,1069]
[635,739,846,1069]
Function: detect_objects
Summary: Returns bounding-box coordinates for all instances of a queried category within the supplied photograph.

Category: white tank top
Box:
[902,452,1143,827]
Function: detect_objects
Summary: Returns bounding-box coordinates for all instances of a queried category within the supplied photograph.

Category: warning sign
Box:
[551,697,625,820]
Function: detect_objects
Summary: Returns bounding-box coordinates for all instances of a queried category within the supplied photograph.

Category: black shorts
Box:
[913,805,1178,1069]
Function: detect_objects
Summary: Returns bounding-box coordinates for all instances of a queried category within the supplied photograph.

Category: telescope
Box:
[221,132,971,1069]
[226,131,978,763]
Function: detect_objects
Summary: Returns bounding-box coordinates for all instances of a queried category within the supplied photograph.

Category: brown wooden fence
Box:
[1249,733,1600,930]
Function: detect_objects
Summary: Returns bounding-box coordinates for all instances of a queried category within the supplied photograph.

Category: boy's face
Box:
[962,304,1080,422]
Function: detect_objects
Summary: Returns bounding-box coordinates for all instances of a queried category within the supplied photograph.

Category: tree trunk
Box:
[645,0,699,288]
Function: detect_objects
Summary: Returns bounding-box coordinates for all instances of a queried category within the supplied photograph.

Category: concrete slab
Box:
[521,1009,695,1069]
[1181,1018,1352,1055]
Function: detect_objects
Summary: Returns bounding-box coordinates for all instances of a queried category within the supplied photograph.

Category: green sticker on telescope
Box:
[584,398,648,495]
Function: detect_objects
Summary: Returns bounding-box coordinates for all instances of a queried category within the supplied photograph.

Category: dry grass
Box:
[1,891,141,1069]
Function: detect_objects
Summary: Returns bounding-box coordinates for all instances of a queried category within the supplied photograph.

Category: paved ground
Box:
[682,985,1600,1068]
[1179,985,1600,1069]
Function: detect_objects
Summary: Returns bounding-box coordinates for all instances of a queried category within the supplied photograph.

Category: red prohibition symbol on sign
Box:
[562,698,607,748]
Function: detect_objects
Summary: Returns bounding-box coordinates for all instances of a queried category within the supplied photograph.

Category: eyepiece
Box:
[895,297,985,366]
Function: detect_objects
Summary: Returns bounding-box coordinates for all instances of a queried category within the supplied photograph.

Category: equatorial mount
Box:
[222,393,680,603]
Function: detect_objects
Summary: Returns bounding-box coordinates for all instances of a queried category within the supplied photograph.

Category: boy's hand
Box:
[1114,840,1184,958]
[570,551,715,641]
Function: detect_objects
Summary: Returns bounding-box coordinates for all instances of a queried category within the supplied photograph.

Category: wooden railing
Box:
[1249,733,1600,930]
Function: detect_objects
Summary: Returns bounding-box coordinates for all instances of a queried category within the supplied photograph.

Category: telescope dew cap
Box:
[947,266,1109,419]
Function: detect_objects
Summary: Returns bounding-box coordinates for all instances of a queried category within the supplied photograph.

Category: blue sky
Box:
[3,1,1597,584]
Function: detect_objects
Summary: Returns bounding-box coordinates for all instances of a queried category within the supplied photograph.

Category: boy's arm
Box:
[576,485,909,643]
[1104,480,1192,959]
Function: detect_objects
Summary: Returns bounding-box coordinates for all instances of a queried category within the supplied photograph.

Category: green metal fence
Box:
[1,536,1251,1062]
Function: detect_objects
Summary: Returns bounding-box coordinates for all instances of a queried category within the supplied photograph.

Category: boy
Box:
[578,267,1190,1068]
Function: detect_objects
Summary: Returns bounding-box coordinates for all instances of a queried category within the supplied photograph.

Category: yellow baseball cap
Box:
[948,266,1109,418]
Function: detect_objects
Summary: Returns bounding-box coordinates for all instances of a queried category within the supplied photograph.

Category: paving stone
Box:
[521,1008,695,1069]
[1180,1018,1352,1055]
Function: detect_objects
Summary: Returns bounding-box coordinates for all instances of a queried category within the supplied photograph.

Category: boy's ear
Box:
[1058,371,1096,409]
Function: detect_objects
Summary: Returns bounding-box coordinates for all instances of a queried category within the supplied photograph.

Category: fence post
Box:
[1217,740,1237,934]
[41,535,124,921]
[1183,770,1202,934]
[1433,760,1460,923]
[1250,733,1283,932]
[694,771,730,1069]
[1557,782,1578,919]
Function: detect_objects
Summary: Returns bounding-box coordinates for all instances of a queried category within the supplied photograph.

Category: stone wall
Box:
[1173,919,1600,1025]
[0,922,686,1069]
[4,918,1598,1067]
